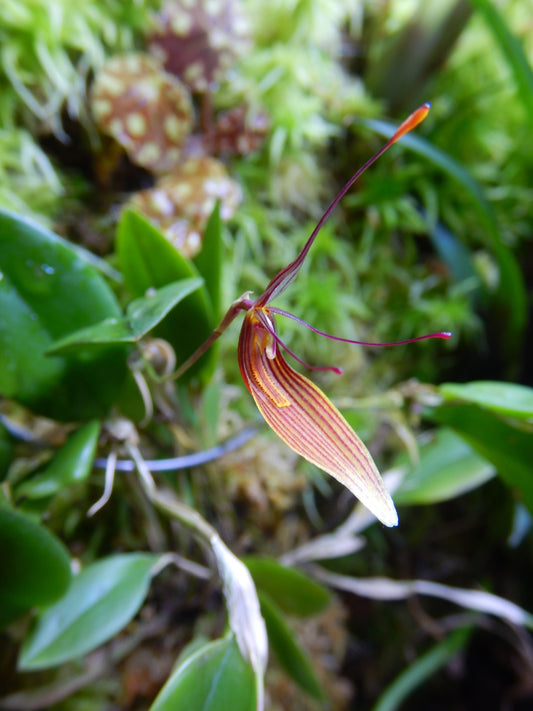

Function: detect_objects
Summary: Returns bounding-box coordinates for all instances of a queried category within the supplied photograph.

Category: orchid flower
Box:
[172,103,450,528]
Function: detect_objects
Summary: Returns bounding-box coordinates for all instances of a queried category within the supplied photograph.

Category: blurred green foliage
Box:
[1,1,532,709]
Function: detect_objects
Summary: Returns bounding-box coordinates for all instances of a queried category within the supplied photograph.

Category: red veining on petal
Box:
[239,311,291,407]
[237,310,398,527]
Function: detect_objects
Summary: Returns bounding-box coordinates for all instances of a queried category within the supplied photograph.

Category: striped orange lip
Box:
[238,310,398,527]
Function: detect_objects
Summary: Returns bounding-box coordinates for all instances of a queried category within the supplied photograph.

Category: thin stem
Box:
[130,368,154,426]
[269,307,452,346]
[87,450,117,517]
[256,104,431,306]
[162,292,253,381]
[127,442,217,545]
[152,551,211,580]
[255,308,342,374]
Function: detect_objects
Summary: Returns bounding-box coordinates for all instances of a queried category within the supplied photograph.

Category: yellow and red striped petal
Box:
[238,310,398,527]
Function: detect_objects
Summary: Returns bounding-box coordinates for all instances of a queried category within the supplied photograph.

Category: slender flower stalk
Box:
[173,103,451,527]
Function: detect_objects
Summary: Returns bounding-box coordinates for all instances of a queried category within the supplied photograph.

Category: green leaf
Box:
[440,381,533,419]
[46,318,134,352]
[19,553,158,670]
[469,0,533,128]
[244,556,331,617]
[200,381,221,445]
[193,203,223,320]
[173,635,211,668]
[430,403,533,515]
[0,209,127,420]
[16,421,100,500]
[427,221,479,286]
[127,278,204,339]
[259,593,324,700]
[0,423,13,481]
[394,428,495,506]
[373,627,471,711]
[0,508,71,624]
[150,634,256,711]
[116,210,216,381]
[48,279,203,354]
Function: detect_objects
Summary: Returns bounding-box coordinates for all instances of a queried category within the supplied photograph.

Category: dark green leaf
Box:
[0,423,13,481]
[440,381,533,419]
[200,381,221,445]
[259,593,324,700]
[150,634,256,711]
[0,209,127,420]
[47,318,135,353]
[373,627,471,711]
[127,278,204,338]
[193,202,223,320]
[244,556,331,617]
[394,428,495,506]
[0,508,71,618]
[0,599,33,629]
[48,279,203,354]
[117,210,216,381]
[16,421,100,500]
[19,553,158,670]
[431,403,533,515]
[427,221,479,286]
